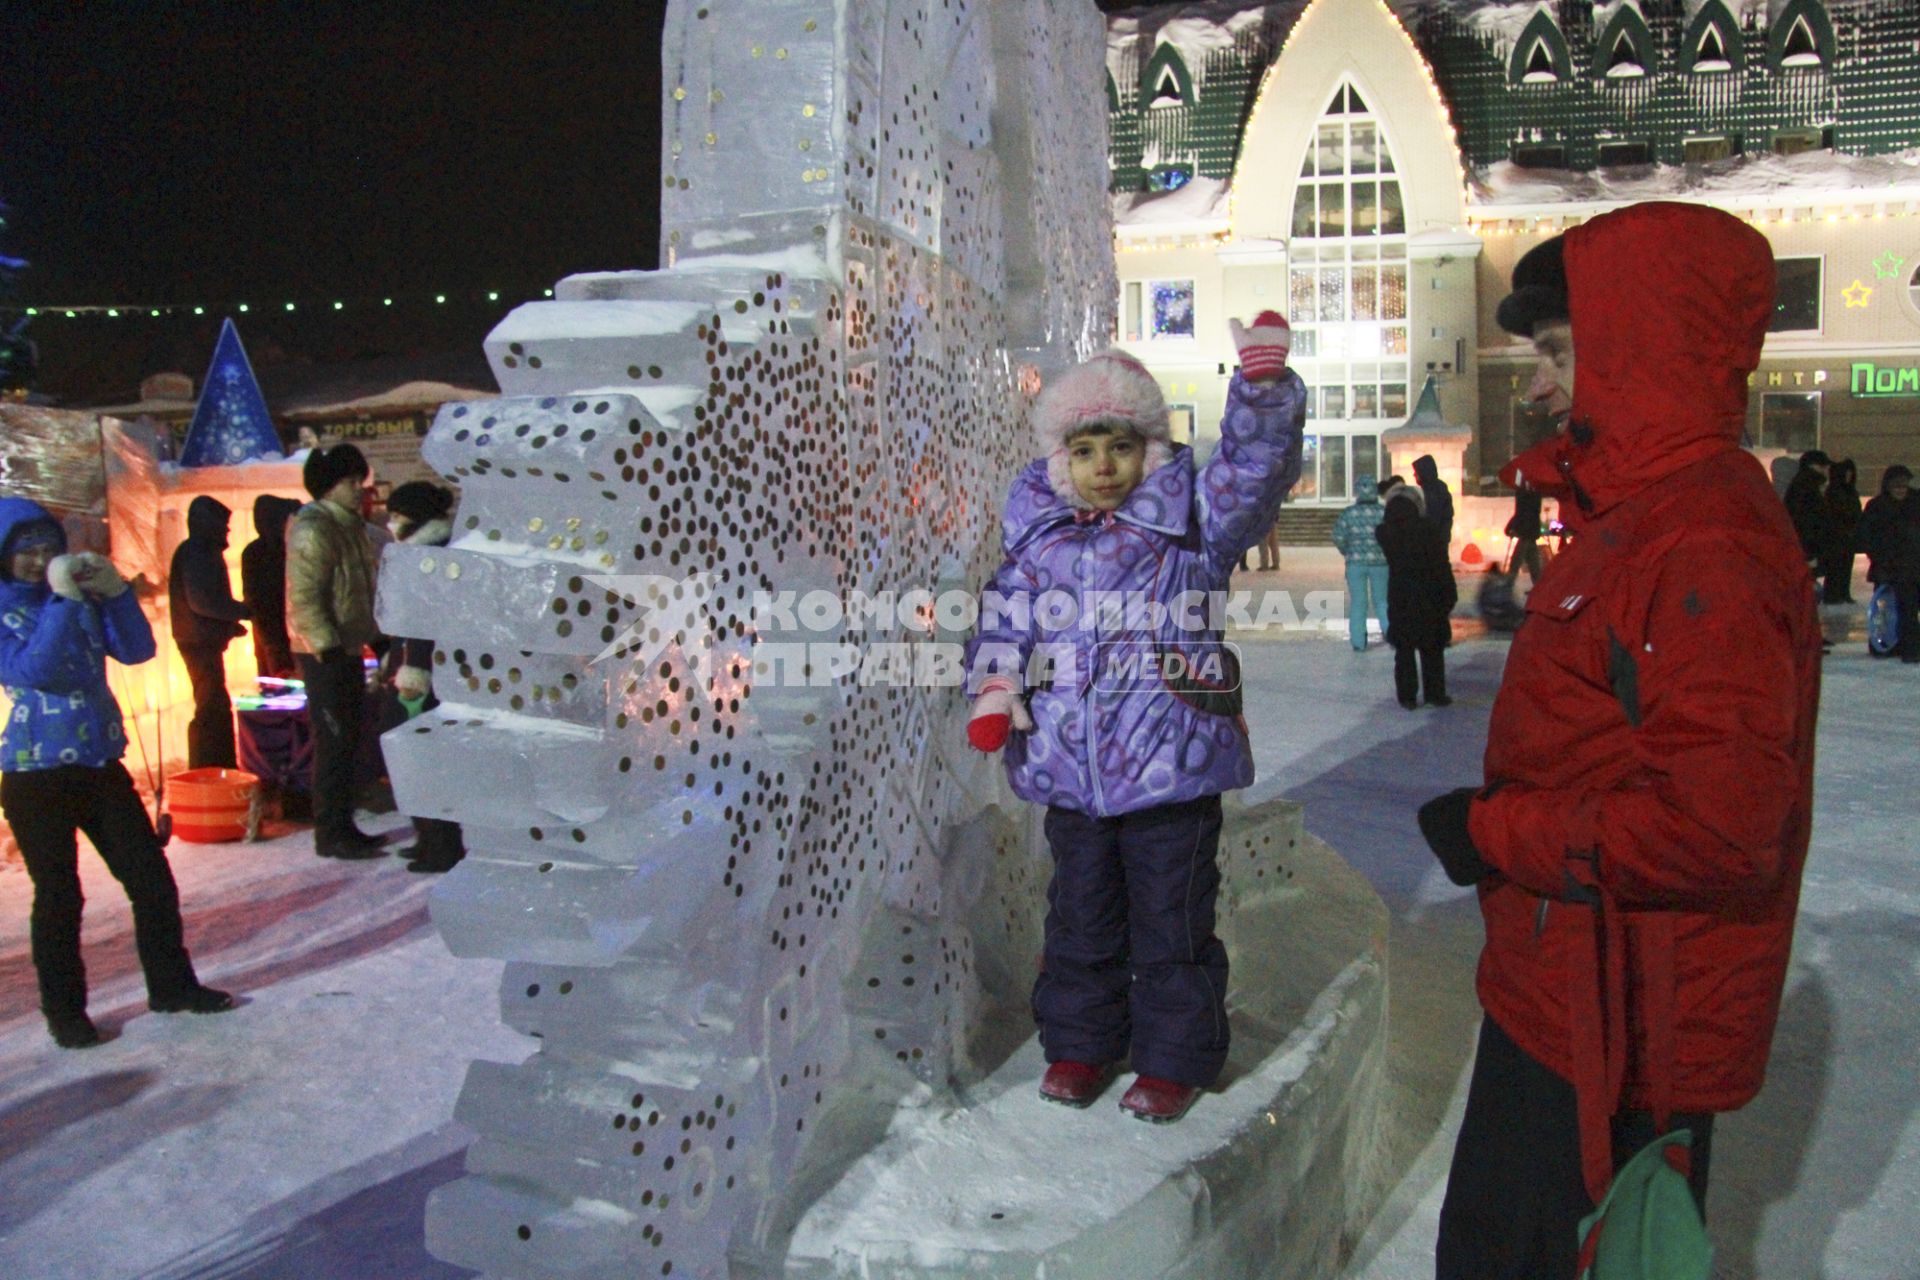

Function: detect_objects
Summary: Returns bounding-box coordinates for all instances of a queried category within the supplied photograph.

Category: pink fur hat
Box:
[1032,349,1174,506]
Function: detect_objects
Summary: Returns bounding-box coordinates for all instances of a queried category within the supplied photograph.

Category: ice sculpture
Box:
[375,2,1116,1276]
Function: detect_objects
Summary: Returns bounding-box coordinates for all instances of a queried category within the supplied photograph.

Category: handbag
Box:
[1577,1129,1713,1279]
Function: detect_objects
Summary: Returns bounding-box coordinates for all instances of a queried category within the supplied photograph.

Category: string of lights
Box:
[0,286,557,320]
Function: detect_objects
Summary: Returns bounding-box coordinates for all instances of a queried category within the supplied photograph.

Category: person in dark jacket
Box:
[381,482,466,873]
[1412,453,1455,547]
[1420,204,1821,1278]
[1783,448,1830,570]
[0,498,233,1048]
[241,494,302,679]
[1376,485,1456,708]
[1504,487,1544,583]
[1860,464,1920,662]
[1818,458,1862,604]
[168,496,250,769]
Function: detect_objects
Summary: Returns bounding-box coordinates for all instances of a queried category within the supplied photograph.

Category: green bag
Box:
[1576,1130,1713,1280]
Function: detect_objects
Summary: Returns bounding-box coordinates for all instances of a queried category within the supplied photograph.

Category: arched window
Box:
[1139,44,1195,111]
[1509,11,1572,86]
[1594,3,1655,80]
[1770,0,1834,70]
[1682,1,1744,75]
[1606,33,1645,77]
[1286,81,1409,501]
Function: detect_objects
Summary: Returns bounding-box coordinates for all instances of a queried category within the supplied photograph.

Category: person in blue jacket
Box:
[0,498,232,1048]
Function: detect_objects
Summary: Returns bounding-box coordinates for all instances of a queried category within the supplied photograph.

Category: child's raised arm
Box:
[1197,315,1307,578]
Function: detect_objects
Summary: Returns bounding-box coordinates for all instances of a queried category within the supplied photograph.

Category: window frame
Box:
[1120,278,1199,344]
[1771,256,1824,335]
[1757,391,1822,452]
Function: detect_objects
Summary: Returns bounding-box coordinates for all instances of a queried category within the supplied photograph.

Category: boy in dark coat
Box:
[168,496,249,769]
[241,493,302,679]
[1860,464,1920,662]
[1376,485,1456,708]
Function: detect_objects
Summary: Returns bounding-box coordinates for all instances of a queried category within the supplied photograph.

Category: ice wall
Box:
[375,3,1115,1276]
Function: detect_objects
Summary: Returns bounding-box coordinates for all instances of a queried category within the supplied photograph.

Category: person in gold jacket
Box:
[287,444,384,860]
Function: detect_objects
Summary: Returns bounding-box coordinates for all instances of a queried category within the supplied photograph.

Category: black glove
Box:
[1418,787,1491,887]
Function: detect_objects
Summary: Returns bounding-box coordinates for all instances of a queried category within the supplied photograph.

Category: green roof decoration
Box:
[1108,1,1920,191]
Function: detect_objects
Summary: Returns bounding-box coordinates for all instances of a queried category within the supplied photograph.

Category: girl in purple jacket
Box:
[965,318,1304,1121]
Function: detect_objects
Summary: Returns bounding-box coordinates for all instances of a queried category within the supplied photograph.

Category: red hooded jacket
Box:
[1472,203,1822,1200]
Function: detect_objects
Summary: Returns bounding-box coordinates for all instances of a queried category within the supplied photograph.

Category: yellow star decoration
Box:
[1873,250,1906,279]
[1842,279,1874,308]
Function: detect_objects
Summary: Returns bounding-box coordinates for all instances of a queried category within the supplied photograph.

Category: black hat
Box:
[1798,449,1831,469]
[302,443,370,499]
[386,481,454,527]
[1495,235,1570,338]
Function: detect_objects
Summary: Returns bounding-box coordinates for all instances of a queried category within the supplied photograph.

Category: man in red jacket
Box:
[1418,202,1822,1278]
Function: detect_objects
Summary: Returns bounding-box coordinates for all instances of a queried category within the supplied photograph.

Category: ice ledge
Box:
[786,828,1389,1280]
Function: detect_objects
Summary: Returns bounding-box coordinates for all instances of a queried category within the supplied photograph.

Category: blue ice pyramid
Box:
[179,319,281,466]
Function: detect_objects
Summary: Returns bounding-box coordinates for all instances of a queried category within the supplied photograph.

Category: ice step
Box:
[785,826,1389,1280]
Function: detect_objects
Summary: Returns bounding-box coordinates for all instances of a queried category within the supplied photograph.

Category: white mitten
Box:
[395,665,431,701]
[69,552,128,599]
[966,678,1035,752]
[45,555,87,601]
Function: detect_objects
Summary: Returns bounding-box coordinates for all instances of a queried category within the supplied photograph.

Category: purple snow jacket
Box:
[966,370,1305,817]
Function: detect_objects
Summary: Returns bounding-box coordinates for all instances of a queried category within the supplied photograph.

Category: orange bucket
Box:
[167,768,260,843]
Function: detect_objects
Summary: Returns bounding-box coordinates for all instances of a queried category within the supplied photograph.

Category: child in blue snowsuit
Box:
[965,317,1305,1121]
[0,498,232,1048]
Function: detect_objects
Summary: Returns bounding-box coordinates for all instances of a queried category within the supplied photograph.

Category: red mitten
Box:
[967,681,1032,753]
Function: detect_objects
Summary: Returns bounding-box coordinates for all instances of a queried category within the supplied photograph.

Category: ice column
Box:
[375,2,1116,1276]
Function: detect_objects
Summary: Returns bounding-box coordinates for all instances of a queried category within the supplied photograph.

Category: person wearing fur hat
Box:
[0,498,233,1048]
[379,482,467,872]
[963,315,1305,1123]
[288,444,386,860]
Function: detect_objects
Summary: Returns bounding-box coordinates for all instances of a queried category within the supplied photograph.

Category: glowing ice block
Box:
[378,2,1118,1276]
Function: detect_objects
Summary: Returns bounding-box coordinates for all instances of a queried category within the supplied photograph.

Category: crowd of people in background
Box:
[0,440,464,1050]
[1783,447,1920,662]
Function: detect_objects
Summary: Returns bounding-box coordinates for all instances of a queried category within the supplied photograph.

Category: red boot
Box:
[1118,1075,1200,1123]
[1039,1060,1118,1108]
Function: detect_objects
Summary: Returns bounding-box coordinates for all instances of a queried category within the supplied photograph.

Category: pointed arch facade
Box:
[1509,9,1574,85]
[1140,43,1196,111]
[1768,0,1834,70]
[1594,3,1657,79]
[1681,0,1746,74]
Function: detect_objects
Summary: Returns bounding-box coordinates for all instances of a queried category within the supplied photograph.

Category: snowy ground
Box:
[0,548,1913,1279]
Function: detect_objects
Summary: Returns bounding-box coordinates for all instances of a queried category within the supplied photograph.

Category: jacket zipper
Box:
[1080,536,1109,817]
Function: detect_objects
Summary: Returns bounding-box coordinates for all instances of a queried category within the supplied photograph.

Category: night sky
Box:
[3,2,1168,403]
[2,2,669,401]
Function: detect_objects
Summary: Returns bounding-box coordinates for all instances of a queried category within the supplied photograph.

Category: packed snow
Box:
[1,551,1915,1278]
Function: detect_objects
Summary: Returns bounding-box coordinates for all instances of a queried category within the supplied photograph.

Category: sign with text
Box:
[315,414,438,487]
[1851,362,1920,398]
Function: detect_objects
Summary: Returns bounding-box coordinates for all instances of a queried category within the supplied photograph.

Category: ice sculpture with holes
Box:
[378,3,1389,1277]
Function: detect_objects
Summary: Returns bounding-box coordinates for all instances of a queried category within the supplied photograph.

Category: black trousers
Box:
[1436,1017,1715,1280]
[1394,639,1446,705]
[297,649,366,839]
[1033,795,1229,1086]
[0,763,200,1017]
[1894,580,1920,661]
[1512,536,1543,583]
[179,645,237,770]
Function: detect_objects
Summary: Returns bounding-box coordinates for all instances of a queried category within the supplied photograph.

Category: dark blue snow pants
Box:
[1032,794,1228,1086]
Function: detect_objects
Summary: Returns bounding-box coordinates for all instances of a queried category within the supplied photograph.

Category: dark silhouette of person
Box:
[168,497,249,769]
